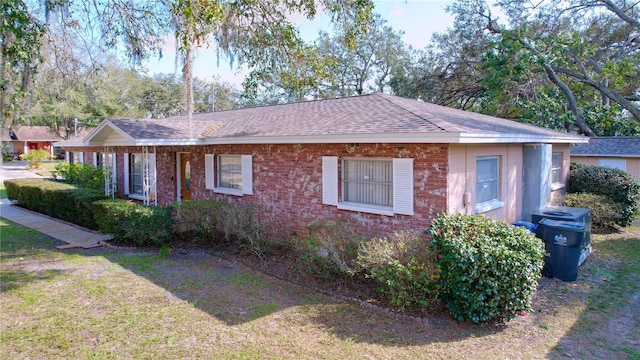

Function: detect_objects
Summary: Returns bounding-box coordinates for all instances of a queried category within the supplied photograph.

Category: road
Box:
[0,161,43,182]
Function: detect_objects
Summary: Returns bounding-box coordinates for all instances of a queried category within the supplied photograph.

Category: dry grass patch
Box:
[1,219,638,359]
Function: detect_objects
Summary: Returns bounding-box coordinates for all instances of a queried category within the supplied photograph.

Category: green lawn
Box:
[1,219,638,359]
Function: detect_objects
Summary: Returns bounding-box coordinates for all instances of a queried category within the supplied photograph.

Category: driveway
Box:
[1,161,43,182]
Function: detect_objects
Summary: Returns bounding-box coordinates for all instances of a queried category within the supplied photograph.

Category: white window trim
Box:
[322,156,414,216]
[123,152,156,202]
[598,158,627,171]
[337,202,394,216]
[475,156,501,213]
[475,199,505,214]
[551,152,564,190]
[204,154,253,196]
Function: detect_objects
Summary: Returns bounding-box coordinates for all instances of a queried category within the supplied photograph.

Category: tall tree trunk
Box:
[183,45,193,137]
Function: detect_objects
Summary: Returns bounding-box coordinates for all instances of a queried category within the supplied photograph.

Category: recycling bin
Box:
[537,218,586,282]
[532,206,591,266]
[512,221,538,233]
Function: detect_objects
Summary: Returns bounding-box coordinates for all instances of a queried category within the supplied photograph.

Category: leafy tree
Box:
[8,0,374,126]
[242,13,412,104]
[396,0,640,136]
[0,0,44,127]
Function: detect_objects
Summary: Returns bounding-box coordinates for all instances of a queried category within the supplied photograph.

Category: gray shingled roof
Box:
[78,93,586,146]
[571,137,640,157]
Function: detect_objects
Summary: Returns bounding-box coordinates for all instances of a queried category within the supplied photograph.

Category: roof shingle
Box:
[571,137,640,157]
[80,93,587,146]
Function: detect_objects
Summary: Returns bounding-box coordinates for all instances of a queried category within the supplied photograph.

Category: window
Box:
[71,152,84,164]
[218,155,243,190]
[94,152,104,167]
[101,153,117,196]
[476,156,499,204]
[322,156,414,216]
[342,159,393,207]
[598,158,627,171]
[204,154,253,196]
[551,152,563,184]
[129,153,144,195]
[123,152,157,204]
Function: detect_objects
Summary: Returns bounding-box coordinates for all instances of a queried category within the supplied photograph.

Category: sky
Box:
[144,0,455,88]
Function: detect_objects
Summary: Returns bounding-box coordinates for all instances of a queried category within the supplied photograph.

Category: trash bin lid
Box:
[538,218,585,231]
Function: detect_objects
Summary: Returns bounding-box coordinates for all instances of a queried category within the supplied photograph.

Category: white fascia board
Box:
[201,132,588,145]
[135,138,204,146]
[85,120,137,146]
[457,133,589,144]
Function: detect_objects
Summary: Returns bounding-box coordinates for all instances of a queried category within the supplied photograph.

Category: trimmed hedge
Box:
[568,163,640,227]
[428,213,545,323]
[93,199,173,246]
[4,178,107,229]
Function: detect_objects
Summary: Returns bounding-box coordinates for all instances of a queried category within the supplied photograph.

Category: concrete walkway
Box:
[1,160,112,249]
[0,198,112,249]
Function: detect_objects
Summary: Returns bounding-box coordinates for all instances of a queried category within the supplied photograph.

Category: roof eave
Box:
[201,132,588,145]
[84,120,136,146]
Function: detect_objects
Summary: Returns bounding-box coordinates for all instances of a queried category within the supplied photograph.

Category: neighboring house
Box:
[1,126,65,158]
[570,136,640,180]
[55,93,587,235]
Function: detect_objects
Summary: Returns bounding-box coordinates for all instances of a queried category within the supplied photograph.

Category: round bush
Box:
[568,164,640,227]
[561,193,624,230]
[428,213,545,323]
[357,230,439,311]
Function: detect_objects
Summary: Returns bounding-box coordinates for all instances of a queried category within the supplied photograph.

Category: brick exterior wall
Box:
[67,143,449,237]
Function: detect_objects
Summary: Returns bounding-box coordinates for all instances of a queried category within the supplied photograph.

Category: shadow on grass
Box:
[1,219,511,348]
[0,268,69,292]
[95,247,511,347]
[545,235,640,359]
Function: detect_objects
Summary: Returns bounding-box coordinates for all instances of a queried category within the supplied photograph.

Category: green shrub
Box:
[53,162,105,191]
[561,193,624,230]
[568,164,640,227]
[357,230,439,311]
[171,199,225,242]
[217,202,275,261]
[428,213,545,323]
[19,149,50,169]
[93,199,173,246]
[295,219,365,277]
[3,178,107,229]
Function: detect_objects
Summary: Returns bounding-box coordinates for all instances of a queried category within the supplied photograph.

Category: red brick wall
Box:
[65,143,449,237]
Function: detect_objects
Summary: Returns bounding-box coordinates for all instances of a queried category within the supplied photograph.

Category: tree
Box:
[9,0,374,128]
[242,13,412,104]
[0,0,44,128]
[397,0,640,135]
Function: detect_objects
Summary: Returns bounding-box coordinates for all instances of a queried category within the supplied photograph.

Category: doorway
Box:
[179,153,191,201]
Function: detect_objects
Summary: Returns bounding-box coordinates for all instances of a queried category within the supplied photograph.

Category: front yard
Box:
[1,219,638,359]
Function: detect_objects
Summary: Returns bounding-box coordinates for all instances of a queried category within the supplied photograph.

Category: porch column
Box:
[522,144,552,222]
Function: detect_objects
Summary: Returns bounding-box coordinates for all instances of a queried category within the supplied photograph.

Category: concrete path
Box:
[1,161,112,249]
[0,199,112,249]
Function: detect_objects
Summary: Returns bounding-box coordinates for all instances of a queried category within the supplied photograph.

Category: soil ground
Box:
[2,220,639,359]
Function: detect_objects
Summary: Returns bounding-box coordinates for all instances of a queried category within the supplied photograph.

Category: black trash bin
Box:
[537,218,586,282]
[532,206,591,266]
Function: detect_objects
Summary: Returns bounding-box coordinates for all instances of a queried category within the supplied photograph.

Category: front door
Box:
[180,153,191,201]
